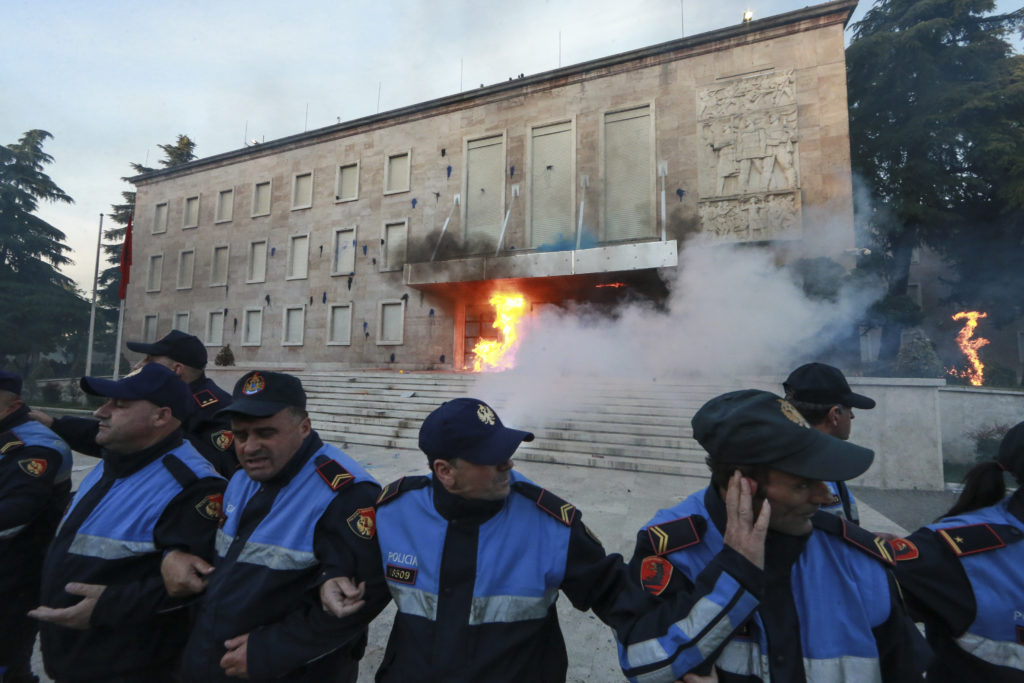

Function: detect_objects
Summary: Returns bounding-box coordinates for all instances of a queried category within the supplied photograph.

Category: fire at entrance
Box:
[950,311,989,386]
[471,293,528,372]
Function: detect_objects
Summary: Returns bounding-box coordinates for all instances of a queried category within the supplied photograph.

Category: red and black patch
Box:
[646,516,702,556]
[937,523,1006,556]
[377,478,404,506]
[535,489,576,526]
[890,537,920,562]
[17,458,47,477]
[386,564,418,585]
[347,507,376,540]
[211,429,234,451]
[195,493,224,522]
[640,555,674,596]
[316,459,354,491]
[193,389,219,408]
[0,431,25,455]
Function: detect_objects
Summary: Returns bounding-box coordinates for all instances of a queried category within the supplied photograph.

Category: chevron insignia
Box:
[0,431,24,455]
[377,478,405,505]
[316,459,354,491]
[646,516,702,556]
[535,489,576,526]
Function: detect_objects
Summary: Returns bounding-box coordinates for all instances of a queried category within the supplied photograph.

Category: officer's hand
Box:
[320,576,367,618]
[681,667,719,682]
[161,549,215,597]
[221,633,250,678]
[27,582,106,630]
[27,408,54,428]
[722,471,770,569]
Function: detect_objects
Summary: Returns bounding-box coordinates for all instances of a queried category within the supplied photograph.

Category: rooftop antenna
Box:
[558,30,562,67]
[304,103,309,132]
[377,82,382,113]
[460,58,463,93]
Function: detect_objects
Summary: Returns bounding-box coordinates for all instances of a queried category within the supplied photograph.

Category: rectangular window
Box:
[382,221,407,272]
[287,234,309,280]
[465,135,505,246]
[530,121,573,247]
[604,105,654,241]
[332,227,357,275]
[242,308,263,346]
[292,171,313,210]
[211,245,229,285]
[143,314,159,342]
[146,254,163,292]
[215,189,234,223]
[207,310,225,346]
[282,306,305,346]
[183,195,200,229]
[328,303,353,345]
[252,181,272,217]
[385,151,410,194]
[378,300,405,345]
[153,202,168,234]
[336,162,359,202]
[176,249,195,289]
[247,240,267,283]
[173,312,190,332]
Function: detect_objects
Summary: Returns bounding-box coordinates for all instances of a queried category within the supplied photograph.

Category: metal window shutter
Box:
[531,122,573,247]
[249,242,267,280]
[148,255,162,290]
[290,236,308,278]
[294,174,312,206]
[330,305,351,343]
[339,166,357,199]
[387,154,409,192]
[285,309,303,343]
[213,247,228,282]
[334,229,355,273]
[385,223,406,270]
[255,183,271,214]
[217,191,233,221]
[605,107,653,241]
[381,303,403,342]
[208,312,224,345]
[244,311,261,344]
[465,137,505,245]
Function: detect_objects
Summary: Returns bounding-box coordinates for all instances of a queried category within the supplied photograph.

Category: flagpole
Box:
[112,300,126,380]
[84,213,103,378]
[113,212,133,380]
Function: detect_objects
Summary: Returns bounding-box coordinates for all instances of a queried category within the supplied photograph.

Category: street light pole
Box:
[84,213,103,378]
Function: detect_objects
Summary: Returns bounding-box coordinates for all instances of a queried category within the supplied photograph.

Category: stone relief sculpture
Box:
[697,70,801,242]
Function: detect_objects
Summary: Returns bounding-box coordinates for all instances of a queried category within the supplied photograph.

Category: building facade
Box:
[129,0,858,371]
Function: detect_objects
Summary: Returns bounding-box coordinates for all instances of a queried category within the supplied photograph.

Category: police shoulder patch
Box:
[195,493,224,522]
[890,537,920,562]
[511,480,576,526]
[211,429,234,451]
[376,476,429,506]
[347,506,376,540]
[193,389,219,408]
[639,555,674,596]
[0,430,25,455]
[314,455,354,491]
[646,515,706,556]
[814,511,894,565]
[18,457,47,477]
[936,523,1024,557]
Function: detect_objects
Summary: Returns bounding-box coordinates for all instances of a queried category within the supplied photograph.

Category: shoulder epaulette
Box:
[935,522,1024,557]
[0,430,25,455]
[813,511,894,566]
[193,389,220,409]
[512,480,577,526]
[646,515,707,556]
[314,454,354,491]
[376,475,430,506]
[163,453,200,488]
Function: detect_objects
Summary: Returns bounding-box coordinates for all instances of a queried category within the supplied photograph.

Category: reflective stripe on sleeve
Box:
[388,582,439,621]
[715,639,762,677]
[468,588,559,625]
[215,528,232,558]
[235,540,316,571]
[956,632,1024,669]
[803,655,881,682]
[68,533,156,560]
[0,523,28,539]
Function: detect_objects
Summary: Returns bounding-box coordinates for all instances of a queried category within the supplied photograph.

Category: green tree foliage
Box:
[847,0,1024,360]
[0,130,89,383]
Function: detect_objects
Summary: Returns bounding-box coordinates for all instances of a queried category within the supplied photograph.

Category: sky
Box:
[2,0,1020,296]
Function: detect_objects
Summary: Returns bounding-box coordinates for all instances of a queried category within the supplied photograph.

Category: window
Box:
[287,234,309,280]
[907,282,922,307]
[604,105,654,241]
[328,303,353,345]
[173,312,190,332]
[153,202,168,234]
[282,306,305,345]
[292,172,313,210]
[382,220,407,272]
[378,300,405,345]
[465,135,505,246]
[530,121,573,247]
[143,314,159,342]
[211,245,229,286]
[215,189,234,223]
[252,181,272,217]
[247,240,267,283]
[176,249,195,289]
[206,310,225,346]
[242,308,263,346]
[146,254,163,292]
[332,227,357,275]
[183,195,200,229]
[336,162,359,202]
[384,151,410,194]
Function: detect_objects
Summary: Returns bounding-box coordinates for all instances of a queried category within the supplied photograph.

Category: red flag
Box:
[118,213,133,299]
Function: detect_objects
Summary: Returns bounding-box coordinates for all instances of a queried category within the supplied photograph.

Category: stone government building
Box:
[129,0,858,372]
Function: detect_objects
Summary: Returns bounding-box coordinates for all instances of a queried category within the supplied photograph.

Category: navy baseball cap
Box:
[0,370,23,395]
[419,398,534,465]
[217,371,306,418]
[127,329,208,369]
[693,389,874,482]
[783,362,875,409]
[80,363,193,421]
[998,421,1024,481]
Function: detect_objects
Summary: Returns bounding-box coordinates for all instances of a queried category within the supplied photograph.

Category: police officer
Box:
[29,363,226,682]
[783,362,876,524]
[31,330,237,477]
[169,371,387,682]
[0,371,72,683]
[891,420,1024,681]
[630,389,929,681]
[322,397,770,682]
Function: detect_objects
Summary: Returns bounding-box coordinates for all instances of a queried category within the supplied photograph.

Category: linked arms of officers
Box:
[29,411,103,457]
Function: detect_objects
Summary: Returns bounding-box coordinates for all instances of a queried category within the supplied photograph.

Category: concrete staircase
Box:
[303,371,743,477]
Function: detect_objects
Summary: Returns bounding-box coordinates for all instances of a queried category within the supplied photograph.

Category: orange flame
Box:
[472,293,527,372]
[950,311,989,386]
[596,282,626,289]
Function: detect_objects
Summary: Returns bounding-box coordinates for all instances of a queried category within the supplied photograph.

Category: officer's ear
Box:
[152,404,175,428]
[432,458,457,488]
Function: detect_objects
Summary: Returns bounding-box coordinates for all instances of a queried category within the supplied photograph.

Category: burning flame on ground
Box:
[472,293,527,372]
[949,311,989,386]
